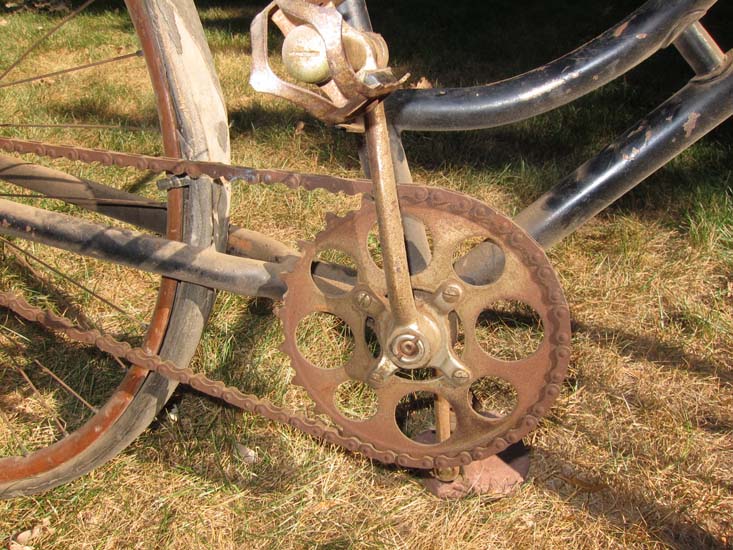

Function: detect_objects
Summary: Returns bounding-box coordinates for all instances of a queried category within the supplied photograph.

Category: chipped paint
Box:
[614,21,630,38]
[622,147,641,162]
[683,112,701,138]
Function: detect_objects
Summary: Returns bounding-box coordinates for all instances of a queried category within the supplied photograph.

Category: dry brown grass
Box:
[1,2,733,549]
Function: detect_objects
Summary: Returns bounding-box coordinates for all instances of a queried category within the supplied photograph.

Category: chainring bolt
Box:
[452,369,470,380]
[442,284,463,303]
[354,290,373,310]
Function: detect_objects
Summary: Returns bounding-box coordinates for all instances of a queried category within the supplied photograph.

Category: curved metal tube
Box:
[455,52,733,283]
[385,0,717,132]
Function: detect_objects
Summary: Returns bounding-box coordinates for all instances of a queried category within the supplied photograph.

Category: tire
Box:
[0,0,229,497]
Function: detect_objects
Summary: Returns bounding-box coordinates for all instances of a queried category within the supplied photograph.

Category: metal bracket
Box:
[249,0,408,124]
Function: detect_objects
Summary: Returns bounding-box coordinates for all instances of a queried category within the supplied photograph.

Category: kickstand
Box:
[417,433,531,499]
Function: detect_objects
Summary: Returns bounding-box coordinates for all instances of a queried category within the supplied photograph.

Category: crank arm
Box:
[363,102,419,329]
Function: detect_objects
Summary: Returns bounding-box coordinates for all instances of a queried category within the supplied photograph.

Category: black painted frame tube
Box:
[385,0,717,132]
[514,54,733,250]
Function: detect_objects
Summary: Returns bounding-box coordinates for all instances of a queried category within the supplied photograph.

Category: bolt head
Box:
[282,25,331,84]
[452,369,469,380]
[354,291,372,310]
[442,284,462,303]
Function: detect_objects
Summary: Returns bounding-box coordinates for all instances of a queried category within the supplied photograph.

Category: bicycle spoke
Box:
[10,359,68,437]
[0,237,145,328]
[110,355,129,372]
[0,193,164,209]
[33,359,98,414]
[0,0,98,82]
[0,123,153,132]
[0,51,143,90]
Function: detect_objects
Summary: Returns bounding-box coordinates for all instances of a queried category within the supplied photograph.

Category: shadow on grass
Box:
[536,447,726,549]
[1,257,729,546]
[573,319,733,388]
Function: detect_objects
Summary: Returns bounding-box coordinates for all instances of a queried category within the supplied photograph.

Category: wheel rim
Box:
[0,0,191,485]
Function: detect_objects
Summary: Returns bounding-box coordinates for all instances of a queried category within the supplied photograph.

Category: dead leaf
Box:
[14,531,33,545]
[233,443,258,464]
[0,18,8,26]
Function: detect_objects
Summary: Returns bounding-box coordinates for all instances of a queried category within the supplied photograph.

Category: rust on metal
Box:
[249,0,407,124]
[0,184,570,471]
[279,185,571,468]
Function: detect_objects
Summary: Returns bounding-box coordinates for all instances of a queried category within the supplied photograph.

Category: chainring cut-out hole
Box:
[452,236,505,286]
[295,312,355,369]
[475,300,544,361]
[395,391,439,444]
[334,380,378,421]
[311,248,358,296]
[368,215,433,275]
[470,376,518,419]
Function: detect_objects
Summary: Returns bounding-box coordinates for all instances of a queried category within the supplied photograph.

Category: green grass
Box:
[1,0,733,548]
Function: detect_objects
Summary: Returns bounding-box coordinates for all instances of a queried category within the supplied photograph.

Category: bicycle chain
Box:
[0,137,373,196]
[0,136,570,469]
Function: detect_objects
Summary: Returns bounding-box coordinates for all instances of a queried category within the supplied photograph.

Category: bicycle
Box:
[0,0,730,500]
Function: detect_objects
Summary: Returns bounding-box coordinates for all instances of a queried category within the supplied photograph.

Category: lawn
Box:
[0,0,731,548]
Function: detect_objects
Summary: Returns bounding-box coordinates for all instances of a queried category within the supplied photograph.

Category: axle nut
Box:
[390,333,426,364]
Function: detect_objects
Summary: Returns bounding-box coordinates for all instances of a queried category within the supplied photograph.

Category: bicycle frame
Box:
[0,0,730,299]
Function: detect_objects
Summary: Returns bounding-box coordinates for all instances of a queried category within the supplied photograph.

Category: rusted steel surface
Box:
[280,185,571,467]
[249,0,405,123]
[0,137,373,196]
[364,102,419,333]
[0,0,185,488]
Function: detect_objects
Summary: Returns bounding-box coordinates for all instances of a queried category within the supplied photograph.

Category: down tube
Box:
[456,54,733,283]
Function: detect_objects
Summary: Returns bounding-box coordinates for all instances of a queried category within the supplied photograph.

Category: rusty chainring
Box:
[0,135,570,469]
[280,187,571,466]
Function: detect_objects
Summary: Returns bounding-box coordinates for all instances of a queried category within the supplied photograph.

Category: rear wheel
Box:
[0,0,229,496]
